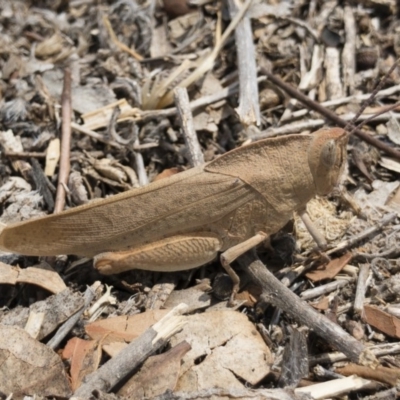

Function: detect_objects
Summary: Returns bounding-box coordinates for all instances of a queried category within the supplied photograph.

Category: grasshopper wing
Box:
[0,167,258,257]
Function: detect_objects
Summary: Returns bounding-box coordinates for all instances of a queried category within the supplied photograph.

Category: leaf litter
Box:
[0,0,400,399]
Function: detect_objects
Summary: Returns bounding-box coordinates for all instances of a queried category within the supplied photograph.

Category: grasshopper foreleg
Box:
[299,210,327,250]
[299,209,331,263]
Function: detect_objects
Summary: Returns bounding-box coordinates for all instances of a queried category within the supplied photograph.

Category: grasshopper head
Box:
[308,128,348,195]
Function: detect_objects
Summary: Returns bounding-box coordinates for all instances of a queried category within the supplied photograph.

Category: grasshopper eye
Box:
[321,140,337,167]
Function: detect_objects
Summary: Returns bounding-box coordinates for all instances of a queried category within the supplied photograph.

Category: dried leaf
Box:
[364,304,400,339]
[118,341,191,398]
[85,309,170,344]
[170,311,272,391]
[0,262,67,294]
[42,70,117,115]
[62,338,100,391]
[354,179,400,215]
[310,296,330,310]
[306,252,353,282]
[0,326,71,397]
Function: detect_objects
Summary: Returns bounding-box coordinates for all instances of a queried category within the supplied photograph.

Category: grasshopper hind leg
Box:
[94,233,222,275]
[221,232,269,306]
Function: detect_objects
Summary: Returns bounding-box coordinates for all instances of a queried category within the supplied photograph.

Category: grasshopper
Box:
[0,127,347,299]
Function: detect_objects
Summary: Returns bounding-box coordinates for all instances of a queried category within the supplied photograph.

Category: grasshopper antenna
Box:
[260,65,400,159]
[345,59,400,136]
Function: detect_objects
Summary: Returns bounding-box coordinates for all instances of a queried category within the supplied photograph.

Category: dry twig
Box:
[174,87,204,167]
[54,68,72,213]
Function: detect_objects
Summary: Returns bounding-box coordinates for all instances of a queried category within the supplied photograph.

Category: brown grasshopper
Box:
[0,127,347,299]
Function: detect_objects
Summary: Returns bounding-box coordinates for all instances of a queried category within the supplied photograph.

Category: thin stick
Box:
[347,60,400,129]
[174,87,204,167]
[300,279,351,301]
[260,67,400,160]
[228,0,260,126]
[54,68,72,213]
[309,342,400,366]
[47,282,99,349]
[103,15,143,61]
[151,388,314,400]
[71,122,158,150]
[252,119,326,140]
[134,138,149,186]
[299,210,327,249]
[353,264,371,315]
[342,5,356,95]
[326,213,397,255]
[5,151,46,158]
[283,84,400,120]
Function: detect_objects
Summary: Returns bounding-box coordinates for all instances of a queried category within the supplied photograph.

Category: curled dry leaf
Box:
[89,158,128,183]
[0,262,67,294]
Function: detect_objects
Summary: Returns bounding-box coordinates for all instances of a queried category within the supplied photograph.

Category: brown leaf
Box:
[0,326,71,397]
[85,309,170,344]
[62,338,100,391]
[0,262,67,294]
[310,296,330,310]
[306,252,352,282]
[170,311,272,391]
[363,304,400,339]
[118,341,191,398]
